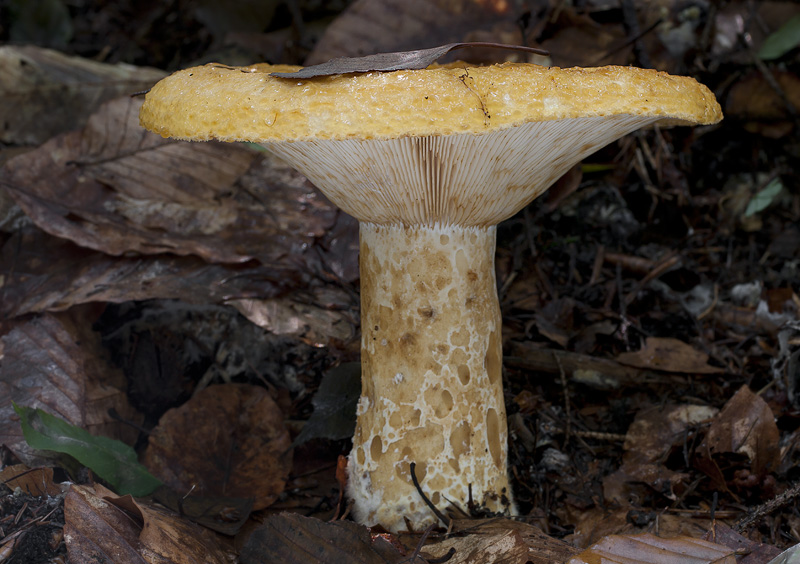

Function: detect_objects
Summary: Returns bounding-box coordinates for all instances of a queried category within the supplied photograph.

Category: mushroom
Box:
[139,61,722,532]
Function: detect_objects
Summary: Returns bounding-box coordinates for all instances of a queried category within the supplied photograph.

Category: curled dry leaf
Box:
[0,312,141,467]
[698,385,780,483]
[0,226,300,318]
[306,0,543,66]
[567,533,736,564]
[616,337,724,374]
[143,384,291,510]
[64,483,234,564]
[0,45,166,145]
[1,95,337,263]
[604,403,719,504]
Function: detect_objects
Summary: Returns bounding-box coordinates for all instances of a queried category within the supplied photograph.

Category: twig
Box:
[734,480,800,532]
[555,354,571,447]
[410,462,451,528]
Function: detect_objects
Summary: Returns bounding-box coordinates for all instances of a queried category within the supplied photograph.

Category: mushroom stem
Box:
[349,221,513,531]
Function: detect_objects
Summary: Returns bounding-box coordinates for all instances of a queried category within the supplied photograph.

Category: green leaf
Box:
[13,403,162,496]
[744,178,783,217]
[759,14,800,60]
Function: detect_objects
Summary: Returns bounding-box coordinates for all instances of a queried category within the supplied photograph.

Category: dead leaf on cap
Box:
[240,513,405,564]
[616,337,724,374]
[1,95,337,263]
[64,483,234,564]
[0,311,141,468]
[142,384,292,510]
[567,533,736,564]
[272,42,547,78]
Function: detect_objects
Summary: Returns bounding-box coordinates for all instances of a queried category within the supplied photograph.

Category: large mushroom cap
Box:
[139,62,722,143]
[139,63,721,228]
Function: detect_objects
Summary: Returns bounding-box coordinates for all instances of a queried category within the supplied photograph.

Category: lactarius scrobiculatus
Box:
[139,59,722,532]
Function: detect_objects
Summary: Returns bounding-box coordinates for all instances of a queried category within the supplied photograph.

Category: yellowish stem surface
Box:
[348,222,513,531]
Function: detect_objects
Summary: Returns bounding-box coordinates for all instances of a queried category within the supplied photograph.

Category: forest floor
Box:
[1,1,799,563]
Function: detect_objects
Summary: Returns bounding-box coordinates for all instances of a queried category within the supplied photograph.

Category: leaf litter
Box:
[1,0,800,563]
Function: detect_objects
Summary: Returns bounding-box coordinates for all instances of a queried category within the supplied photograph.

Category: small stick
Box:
[410,462,451,528]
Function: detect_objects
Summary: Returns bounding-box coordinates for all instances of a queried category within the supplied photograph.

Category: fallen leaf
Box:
[230,284,358,348]
[0,312,141,467]
[0,45,165,145]
[0,464,65,497]
[616,337,724,374]
[0,226,300,318]
[14,404,162,496]
[567,533,736,564]
[143,384,292,510]
[699,385,780,480]
[240,513,404,564]
[435,519,579,564]
[291,362,360,448]
[64,483,234,564]
[273,42,547,78]
[2,95,337,263]
[703,522,783,564]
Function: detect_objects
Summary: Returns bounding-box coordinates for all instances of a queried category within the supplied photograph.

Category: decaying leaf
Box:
[64,483,234,564]
[0,312,141,467]
[604,403,719,504]
[272,42,547,78]
[142,384,292,510]
[0,226,300,318]
[230,284,358,348]
[0,464,65,497]
[0,45,165,145]
[1,95,337,263]
[567,533,736,564]
[431,519,579,564]
[616,337,724,374]
[291,362,360,448]
[703,522,783,564]
[240,513,404,564]
[698,385,780,482]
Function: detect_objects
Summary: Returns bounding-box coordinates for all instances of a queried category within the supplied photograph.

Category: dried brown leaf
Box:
[0,312,141,466]
[64,484,146,564]
[0,45,166,145]
[703,522,783,564]
[240,513,404,564]
[64,483,234,564]
[567,533,736,564]
[0,226,300,318]
[273,42,547,78]
[701,385,781,477]
[142,384,292,510]
[435,519,579,564]
[0,464,65,497]
[306,0,546,67]
[616,337,724,374]
[230,285,358,348]
[1,96,337,263]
